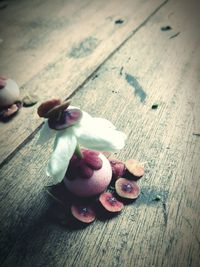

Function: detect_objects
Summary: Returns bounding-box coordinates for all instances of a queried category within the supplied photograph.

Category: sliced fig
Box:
[71,204,96,223]
[4,104,19,116]
[125,159,144,178]
[37,99,61,118]
[109,159,126,179]
[99,192,124,212]
[48,108,82,130]
[115,178,140,199]
[0,103,21,121]
[46,100,71,118]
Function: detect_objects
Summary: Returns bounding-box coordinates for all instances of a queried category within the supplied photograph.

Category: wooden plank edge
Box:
[0,0,169,169]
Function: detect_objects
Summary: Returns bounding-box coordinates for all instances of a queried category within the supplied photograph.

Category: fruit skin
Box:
[45,100,71,118]
[48,108,82,130]
[82,150,102,170]
[0,79,20,108]
[1,104,19,118]
[109,159,126,179]
[125,159,144,179]
[71,204,96,223]
[115,178,140,199]
[64,152,112,197]
[37,99,61,118]
[99,192,124,212]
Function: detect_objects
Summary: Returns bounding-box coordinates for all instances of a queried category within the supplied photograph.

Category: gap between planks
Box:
[0,0,200,266]
[0,0,169,169]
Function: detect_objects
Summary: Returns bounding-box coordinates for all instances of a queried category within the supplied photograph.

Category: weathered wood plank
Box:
[0,0,92,67]
[1,0,200,266]
[0,0,166,164]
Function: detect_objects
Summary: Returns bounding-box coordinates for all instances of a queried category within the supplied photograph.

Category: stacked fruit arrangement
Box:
[37,99,144,224]
[0,76,38,121]
[0,76,21,120]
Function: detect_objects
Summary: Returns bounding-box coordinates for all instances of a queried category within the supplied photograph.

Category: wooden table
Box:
[0,0,200,266]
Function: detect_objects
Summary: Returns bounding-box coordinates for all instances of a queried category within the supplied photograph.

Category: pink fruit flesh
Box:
[3,104,19,117]
[115,178,140,199]
[0,103,21,120]
[71,204,96,223]
[64,152,112,197]
[99,192,124,212]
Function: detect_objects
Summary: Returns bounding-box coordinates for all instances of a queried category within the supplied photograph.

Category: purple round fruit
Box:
[64,152,112,197]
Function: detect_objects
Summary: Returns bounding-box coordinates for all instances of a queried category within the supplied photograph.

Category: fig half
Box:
[115,178,140,199]
[99,192,124,212]
[0,102,22,121]
[71,204,96,223]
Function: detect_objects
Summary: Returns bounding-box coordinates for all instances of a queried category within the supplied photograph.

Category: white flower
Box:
[37,106,126,182]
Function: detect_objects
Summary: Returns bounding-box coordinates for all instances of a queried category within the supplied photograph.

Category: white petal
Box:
[73,118,126,151]
[36,120,56,146]
[72,108,115,130]
[74,108,92,127]
[68,106,114,130]
[91,118,116,129]
[46,127,77,182]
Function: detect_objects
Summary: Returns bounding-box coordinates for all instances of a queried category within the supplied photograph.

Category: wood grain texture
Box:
[0,0,166,164]
[0,0,200,266]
